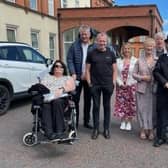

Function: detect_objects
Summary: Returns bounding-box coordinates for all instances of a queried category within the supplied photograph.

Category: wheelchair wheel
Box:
[23,132,37,147]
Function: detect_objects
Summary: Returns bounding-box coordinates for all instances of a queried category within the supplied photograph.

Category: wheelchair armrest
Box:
[29,91,39,96]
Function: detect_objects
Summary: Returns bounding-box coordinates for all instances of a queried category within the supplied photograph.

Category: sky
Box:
[115,0,168,35]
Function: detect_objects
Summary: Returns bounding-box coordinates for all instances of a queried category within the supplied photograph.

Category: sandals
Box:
[140,129,154,140]
[148,131,154,141]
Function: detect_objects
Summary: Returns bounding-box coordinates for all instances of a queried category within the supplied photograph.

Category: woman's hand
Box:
[55,88,63,97]
[142,75,151,82]
[120,84,127,89]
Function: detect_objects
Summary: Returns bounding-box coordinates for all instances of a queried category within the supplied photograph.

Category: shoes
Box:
[140,131,147,140]
[120,121,126,130]
[148,131,154,141]
[46,132,67,140]
[103,129,110,139]
[55,132,67,139]
[153,138,165,147]
[91,129,99,140]
[46,133,58,140]
[125,122,132,131]
[84,123,93,129]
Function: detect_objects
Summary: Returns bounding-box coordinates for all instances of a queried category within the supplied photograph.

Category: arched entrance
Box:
[58,4,163,59]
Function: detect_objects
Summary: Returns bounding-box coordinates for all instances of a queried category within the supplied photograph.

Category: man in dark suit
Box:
[153,36,168,147]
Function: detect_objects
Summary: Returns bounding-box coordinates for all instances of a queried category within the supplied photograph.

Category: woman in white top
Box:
[114,43,137,131]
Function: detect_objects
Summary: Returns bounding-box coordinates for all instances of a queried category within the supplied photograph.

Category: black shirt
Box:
[86,48,116,86]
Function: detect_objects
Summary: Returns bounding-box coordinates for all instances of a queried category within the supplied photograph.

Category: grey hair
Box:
[79,24,91,34]
[154,32,166,40]
[96,32,108,41]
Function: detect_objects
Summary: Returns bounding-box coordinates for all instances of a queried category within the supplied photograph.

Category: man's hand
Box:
[72,74,77,80]
[164,82,168,89]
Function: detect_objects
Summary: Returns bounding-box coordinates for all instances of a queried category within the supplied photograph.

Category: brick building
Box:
[0,0,163,60]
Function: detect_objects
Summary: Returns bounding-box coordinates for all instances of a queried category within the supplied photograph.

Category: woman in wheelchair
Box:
[40,60,75,140]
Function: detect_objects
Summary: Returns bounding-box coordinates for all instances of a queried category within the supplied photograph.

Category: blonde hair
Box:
[120,42,131,57]
[143,37,155,47]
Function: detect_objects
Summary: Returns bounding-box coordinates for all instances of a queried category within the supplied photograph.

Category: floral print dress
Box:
[114,63,136,119]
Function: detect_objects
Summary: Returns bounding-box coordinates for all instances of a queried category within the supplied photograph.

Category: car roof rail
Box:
[0,41,30,46]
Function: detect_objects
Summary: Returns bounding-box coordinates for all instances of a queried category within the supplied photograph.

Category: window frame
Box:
[75,0,79,7]
[31,29,40,51]
[49,33,56,60]
[48,0,54,16]
[29,0,37,10]
[61,0,67,8]
[6,0,15,2]
[6,25,17,42]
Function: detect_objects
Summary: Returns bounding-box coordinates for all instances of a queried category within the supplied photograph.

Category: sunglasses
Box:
[54,64,63,69]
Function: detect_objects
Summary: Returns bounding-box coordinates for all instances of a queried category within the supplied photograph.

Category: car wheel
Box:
[0,85,10,115]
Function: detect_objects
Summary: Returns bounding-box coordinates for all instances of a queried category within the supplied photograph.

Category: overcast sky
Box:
[115,0,168,36]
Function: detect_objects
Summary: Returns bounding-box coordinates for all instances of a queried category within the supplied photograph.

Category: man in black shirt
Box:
[86,32,117,139]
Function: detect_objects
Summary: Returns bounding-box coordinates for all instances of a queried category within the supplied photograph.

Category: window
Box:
[31,30,39,51]
[139,48,145,57]
[19,47,45,64]
[75,0,79,7]
[0,46,20,61]
[63,28,79,60]
[6,0,15,2]
[29,0,37,10]
[6,26,17,42]
[61,0,67,8]
[49,34,56,60]
[131,48,135,56]
[129,38,135,43]
[140,36,146,42]
[48,0,54,16]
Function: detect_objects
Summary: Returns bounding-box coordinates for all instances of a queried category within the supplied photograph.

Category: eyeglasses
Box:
[54,64,63,69]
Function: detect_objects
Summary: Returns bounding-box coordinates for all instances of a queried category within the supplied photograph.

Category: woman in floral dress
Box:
[114,43,137,131]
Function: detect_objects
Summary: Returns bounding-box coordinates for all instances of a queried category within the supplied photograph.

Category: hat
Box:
[165,35,168,43]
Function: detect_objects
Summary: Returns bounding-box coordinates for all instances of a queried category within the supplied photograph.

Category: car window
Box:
[0,46,24,61]
[18,46,45,64]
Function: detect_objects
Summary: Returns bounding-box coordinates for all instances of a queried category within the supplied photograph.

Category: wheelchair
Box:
[23,84,78,147]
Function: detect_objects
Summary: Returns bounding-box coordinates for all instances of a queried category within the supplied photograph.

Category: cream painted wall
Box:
[0,3,59,59]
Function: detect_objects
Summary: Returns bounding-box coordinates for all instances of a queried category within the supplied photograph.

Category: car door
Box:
[18,46,48,85]
[0,46,31,93]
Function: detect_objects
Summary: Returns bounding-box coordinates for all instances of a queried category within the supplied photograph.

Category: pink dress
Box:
[114,63,136,119]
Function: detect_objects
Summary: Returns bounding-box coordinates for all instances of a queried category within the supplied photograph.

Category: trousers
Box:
[42,98,66,134]
[91,85,113,130]
[74,80,92,127]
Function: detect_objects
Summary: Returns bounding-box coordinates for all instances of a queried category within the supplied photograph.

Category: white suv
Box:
[0,42,52,115]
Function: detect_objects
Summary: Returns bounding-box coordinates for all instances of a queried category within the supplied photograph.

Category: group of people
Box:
[38,24,168,147]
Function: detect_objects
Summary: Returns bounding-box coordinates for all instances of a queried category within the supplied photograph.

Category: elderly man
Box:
[155,32,167,58]
[67,25,93,129]
[153,36,168,147]
[86,32,117,139]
